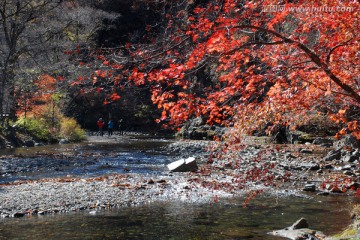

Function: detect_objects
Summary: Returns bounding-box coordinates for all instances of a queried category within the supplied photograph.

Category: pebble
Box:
[303,184,316,192]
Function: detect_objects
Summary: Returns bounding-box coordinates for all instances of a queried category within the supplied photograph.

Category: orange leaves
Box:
[111,63,123,70]
[338,109,347,115]
[352,131,360,140]
[62,0,360,138]
[95,70,107,78]
[186,45,207,70]
[348,121,359,131]
[193,7,204,14]
[57,76,65,81]
[102,93,121,106]
[16,74,61,117]
[151,90,175,108]
[96,55,105,61]
[129,68,146,85]
[160,111,167,121]
[207,31,227,53]
[159,65,185,80]
[245,82,256,93]
[109,93,121,101]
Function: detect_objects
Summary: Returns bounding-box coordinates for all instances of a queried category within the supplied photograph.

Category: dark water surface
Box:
[0,135,356,239]
[0,196,354,239]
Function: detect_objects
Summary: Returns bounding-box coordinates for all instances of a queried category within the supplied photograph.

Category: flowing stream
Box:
[0,135,175,183]
[0,135,357,239]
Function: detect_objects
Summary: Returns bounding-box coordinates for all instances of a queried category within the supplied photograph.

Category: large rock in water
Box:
[167,157,198,172]
[270,218,326,240]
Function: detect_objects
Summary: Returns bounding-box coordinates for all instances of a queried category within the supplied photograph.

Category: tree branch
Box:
[230,25,360,104]
[326,37,354,64]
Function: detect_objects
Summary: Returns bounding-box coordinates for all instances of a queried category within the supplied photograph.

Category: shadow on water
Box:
[0,196,356,239]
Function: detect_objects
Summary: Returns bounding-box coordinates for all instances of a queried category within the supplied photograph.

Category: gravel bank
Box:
[0,172,233,218]
[0,134,358,220]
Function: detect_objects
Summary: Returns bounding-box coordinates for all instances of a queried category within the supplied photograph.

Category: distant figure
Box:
[108,120,114,136]
[118,119,123,135]
[97,118,105,136]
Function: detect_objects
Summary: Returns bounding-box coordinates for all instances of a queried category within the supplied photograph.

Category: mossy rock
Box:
[331,227,358,239]
[288,130,317,144]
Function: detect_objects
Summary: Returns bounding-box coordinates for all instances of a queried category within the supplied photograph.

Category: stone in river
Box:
[12,212,25,218]
[270,218,326,240]
[291,218,309,230]
[323,148,341,161]
[303,184,316,192]
[167,157,198,172]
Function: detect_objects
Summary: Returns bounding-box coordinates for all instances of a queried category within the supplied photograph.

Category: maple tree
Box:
[140,0,359,137]
[16,74,62,118]
[61,0,359,194]
[72,0,359,139]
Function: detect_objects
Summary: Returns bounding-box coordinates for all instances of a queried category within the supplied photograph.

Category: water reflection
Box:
[0,196,354,239]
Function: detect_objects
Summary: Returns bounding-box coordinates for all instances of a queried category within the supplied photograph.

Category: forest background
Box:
[0,0,359,147]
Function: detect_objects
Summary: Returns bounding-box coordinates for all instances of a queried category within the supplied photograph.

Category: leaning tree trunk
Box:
[0,69,16,125]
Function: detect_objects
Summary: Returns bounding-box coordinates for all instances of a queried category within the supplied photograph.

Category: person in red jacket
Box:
[97,118,105,136]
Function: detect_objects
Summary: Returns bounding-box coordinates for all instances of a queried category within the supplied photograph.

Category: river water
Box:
[0,135,175,183]
[0,135,356,239]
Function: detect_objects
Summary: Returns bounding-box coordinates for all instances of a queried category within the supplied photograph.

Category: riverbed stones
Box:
[59,139,69,144]
[344,154,357,163]
[344,135,360,149]
[303,184,316,192]
[0,132,359,240]
[300,162,320,171]
[300,148,313,154]
[323,148,342,161]
[312,137,334,147]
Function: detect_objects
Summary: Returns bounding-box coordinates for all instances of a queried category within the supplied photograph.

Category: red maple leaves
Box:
[55,0,360,138]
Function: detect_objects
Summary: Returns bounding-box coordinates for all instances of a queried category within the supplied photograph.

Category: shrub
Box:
[16,117,53,141]
[59,117,86,142]
[16,108,86,143]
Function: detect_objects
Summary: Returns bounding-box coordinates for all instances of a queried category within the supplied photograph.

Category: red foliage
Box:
[129,0,360,135]
[16,74,60,117]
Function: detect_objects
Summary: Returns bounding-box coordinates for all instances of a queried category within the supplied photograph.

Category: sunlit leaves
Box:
[60,0,360,140]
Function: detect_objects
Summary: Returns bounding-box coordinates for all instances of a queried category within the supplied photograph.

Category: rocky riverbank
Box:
[0,134,227,218]
[0,173,230,218]
[1,133,360,239]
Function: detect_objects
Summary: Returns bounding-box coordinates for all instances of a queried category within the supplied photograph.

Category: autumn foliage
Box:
[8,0,360,199]
[63,0,359,140]
[137,0,359,137]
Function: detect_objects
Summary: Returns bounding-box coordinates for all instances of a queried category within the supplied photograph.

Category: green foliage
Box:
[59,117,86,142]
[16,104,86,143]
[16,117,53,141]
